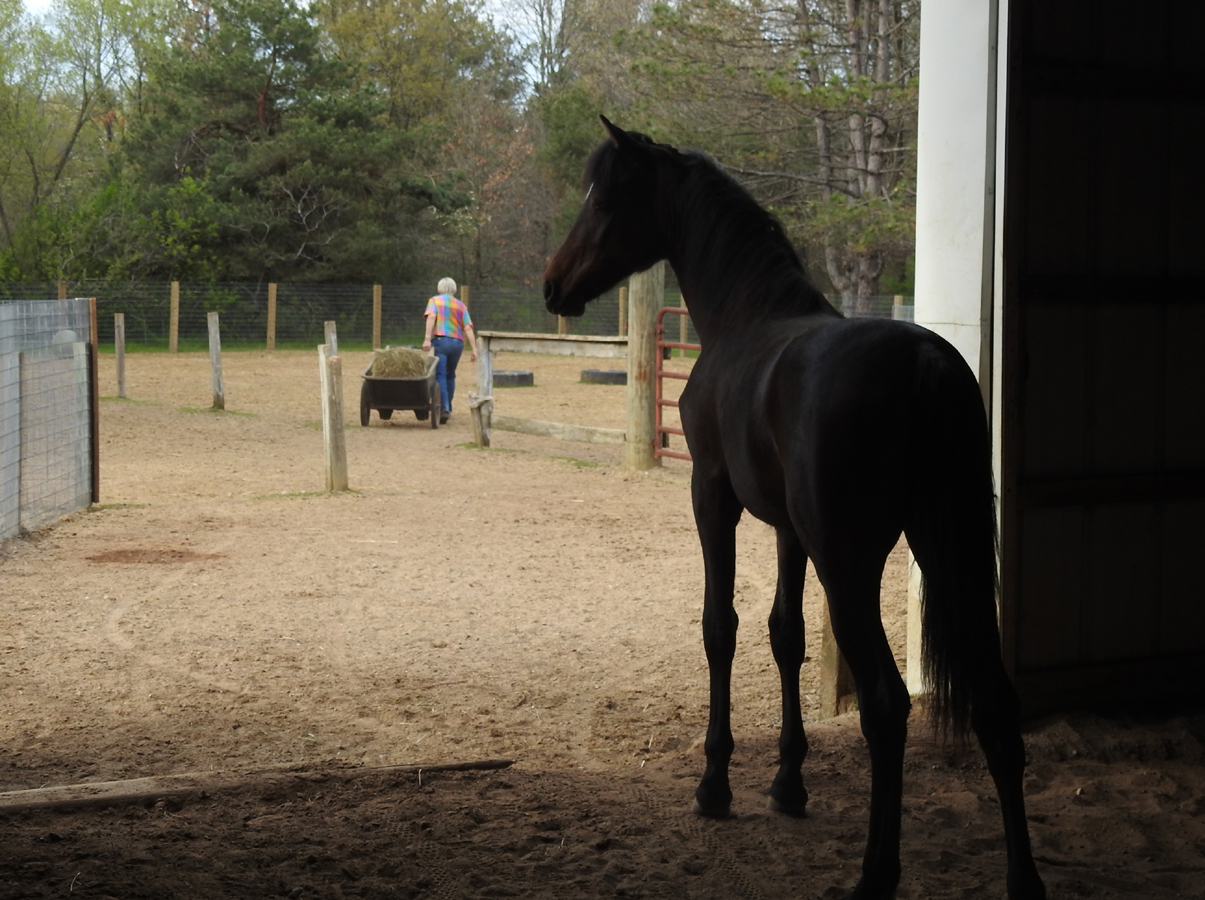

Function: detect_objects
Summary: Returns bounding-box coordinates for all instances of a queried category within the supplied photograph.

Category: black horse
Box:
[543,118,1046,900]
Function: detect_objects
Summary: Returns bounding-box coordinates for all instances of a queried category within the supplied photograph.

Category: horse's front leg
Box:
[690,469,743,818]
[767,527,809,816]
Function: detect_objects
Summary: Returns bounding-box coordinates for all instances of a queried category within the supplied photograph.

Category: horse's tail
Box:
[907,343,1005,740]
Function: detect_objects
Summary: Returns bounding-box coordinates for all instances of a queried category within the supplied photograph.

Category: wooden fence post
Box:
[473,334,493,448]
[318,342,349,491]
[558,315,568,335]
[818,593,857,717]
[267,283,277,350]
[461,284,470,307]
[169,282,180,353]
[905,552,928,696]
[626,261,664,471]
[207,312,224,410]
[372,284,382,349]
[114,313,126,399]
[324,320,338,356]
[618,286,627,337]
[58,281,67,301]
[469,394,493,448]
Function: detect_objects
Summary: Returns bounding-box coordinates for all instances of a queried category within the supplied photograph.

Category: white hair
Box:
[437,277,457,295]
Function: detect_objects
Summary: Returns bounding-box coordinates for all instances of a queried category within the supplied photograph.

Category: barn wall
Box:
[1002,0,1205,712]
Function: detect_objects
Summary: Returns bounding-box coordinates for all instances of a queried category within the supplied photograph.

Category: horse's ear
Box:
[600,115,639,154]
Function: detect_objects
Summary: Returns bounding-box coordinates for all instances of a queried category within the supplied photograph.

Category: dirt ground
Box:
[1,348,1203,899]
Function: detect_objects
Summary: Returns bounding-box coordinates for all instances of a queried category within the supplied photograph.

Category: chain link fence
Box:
[0,285,914,542]
[1,298,94,541]
[0,282,912,351]
[0,282,625,350]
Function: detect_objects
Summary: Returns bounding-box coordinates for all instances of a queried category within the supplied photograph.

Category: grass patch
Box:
[457,442,521,454]
[550,455,600,468]
[458,444,599,468]
[100,396,159,405]
[180,406,257,417]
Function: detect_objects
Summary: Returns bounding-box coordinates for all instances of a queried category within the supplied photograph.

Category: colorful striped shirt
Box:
[424,294,472,340]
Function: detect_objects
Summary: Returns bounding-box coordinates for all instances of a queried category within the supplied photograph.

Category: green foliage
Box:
[320,0,521,129]
[112,0,490,282]
[0,0,921,290]
[537,82,608,195]
[0,0,532,283]
[626,0,920,300]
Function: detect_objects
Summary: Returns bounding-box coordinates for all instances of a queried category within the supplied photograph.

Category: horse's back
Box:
[685,316,987,555]
[779,316,986,476]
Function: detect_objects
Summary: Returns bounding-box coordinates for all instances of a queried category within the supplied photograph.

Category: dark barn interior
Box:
[999,0,1205,715]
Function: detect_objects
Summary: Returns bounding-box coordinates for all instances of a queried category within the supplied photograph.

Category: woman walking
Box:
[422,278,478,424]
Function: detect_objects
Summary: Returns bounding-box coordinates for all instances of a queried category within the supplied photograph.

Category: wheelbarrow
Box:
[360,353,441,428]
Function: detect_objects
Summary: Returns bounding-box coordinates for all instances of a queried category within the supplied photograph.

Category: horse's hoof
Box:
[1007,866,1047,900]
[693,776,732,818]
[842,868,901,900]
[768,772,808,817]
[691,796,731,818]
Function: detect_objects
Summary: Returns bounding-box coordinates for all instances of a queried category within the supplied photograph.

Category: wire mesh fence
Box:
[1,298,94,541]
[0,282,627,350]
[0,282,912,352]
[0,285,917,542]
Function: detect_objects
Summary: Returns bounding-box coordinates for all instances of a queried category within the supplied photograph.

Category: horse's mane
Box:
[673,149,833,320]
[587,134,834,322]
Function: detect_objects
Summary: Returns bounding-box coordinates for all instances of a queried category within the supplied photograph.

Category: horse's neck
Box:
[664,171,835,343]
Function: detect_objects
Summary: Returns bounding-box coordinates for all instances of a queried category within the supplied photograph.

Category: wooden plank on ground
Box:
[0,759,515,815]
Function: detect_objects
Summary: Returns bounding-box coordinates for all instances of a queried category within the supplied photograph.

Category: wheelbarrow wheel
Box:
[430,382,441,429]
[359,382,371,426]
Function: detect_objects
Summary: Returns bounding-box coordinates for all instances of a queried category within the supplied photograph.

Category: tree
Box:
[0,0,150,278]
[319,0,522,130]
[500,0,644,252]
[628,0,919,311]
[112,0,426,280]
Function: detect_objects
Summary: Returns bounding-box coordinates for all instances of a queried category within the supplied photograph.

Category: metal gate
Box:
[654,306,700,462]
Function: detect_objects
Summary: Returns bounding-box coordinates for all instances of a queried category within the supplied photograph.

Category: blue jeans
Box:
[431,336,463,414]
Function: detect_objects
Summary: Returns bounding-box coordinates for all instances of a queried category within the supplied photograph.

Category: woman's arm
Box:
[422,311,435,351]
[464,322,478,362]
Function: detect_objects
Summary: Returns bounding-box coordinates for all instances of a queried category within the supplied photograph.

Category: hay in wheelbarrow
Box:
[372,347,433,378]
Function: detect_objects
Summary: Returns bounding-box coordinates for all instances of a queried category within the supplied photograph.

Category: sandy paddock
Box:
[0,348,1202,899]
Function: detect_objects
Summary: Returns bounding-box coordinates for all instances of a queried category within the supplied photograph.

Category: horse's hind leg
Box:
[824,563,910,900]
[972,664,1047,899]
[767,527,809,816]
[690,469,743,818]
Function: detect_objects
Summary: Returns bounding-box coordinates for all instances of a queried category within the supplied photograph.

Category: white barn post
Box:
[909,0,1005,696]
